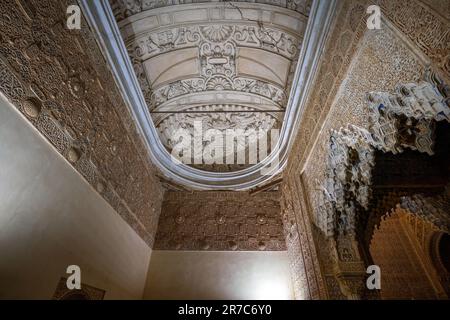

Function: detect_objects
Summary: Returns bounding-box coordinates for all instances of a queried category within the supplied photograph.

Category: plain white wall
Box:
[0,94,152,299]
[144,251,294,300]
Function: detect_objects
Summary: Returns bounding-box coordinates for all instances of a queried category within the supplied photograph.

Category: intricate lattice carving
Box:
[283,1,449,298]
[367,81,449,155]
[110,0,312,21]
[316,77,449,239]
[280,177,327,299]
[315,125,376,237]
[400,186,450,234]
[313,78,448,299]
[288,0,450,176]
[154,191,285,251]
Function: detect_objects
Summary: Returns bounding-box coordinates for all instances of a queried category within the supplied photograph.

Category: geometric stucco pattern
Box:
[154,191,286,251]
[369,210,446,299]
[52,277,106,300]
[280,177,328,299]
[302,21,433,239]
[286,0,450,176]
[0,0,164,247]
[315,77,449,238]
[111,0,313,22]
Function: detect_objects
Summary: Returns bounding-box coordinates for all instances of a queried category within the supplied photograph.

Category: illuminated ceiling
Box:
[80,0,336,189]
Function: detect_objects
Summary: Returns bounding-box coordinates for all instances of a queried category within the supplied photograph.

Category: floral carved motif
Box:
[154,191,285,251]
[0,0,164,247]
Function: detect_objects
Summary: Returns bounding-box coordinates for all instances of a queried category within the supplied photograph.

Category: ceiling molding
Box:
[79,0,336,190]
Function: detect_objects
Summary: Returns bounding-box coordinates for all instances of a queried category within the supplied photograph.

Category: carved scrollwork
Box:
[114,2,303,169]
[0,0,164,248]
[367,80,449,155]
[151,76,287,108]
[200,41,236,78]
[313,77,448,299]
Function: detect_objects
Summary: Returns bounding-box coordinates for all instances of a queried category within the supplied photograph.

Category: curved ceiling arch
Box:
[238,56,287,86]
[80,0,336,190]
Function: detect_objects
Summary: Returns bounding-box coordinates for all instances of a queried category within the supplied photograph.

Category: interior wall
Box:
[0,95,151,299]
[154,191,285,251]
[294,19,429,299]
[144,251,294,300]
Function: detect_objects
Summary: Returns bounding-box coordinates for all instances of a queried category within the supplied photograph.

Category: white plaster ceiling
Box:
[111,0,311,172]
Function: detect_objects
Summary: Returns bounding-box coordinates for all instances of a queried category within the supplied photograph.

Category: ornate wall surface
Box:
[281,0,449,299]
[111,0,312,22]
[154,191,285,251]
[370,209,447,299]
[0,0,164,247]
[288,0,449,176]
[111,0,311,172]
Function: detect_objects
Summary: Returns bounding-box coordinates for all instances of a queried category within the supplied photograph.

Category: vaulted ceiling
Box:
[82,0,335,189]
[110,0,311,172]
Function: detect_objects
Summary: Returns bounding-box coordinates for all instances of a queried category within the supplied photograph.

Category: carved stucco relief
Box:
[287,23,421,299]
[281,0,449,298]
[113,1,307,170]
[280,176,327,299]
[309,75,448,298]
[369,208,448,299]
[110,0,313,22]
[302,24,427,235]
[0,0,164,247]
[287,0,449,177]
[154,191,286,251]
